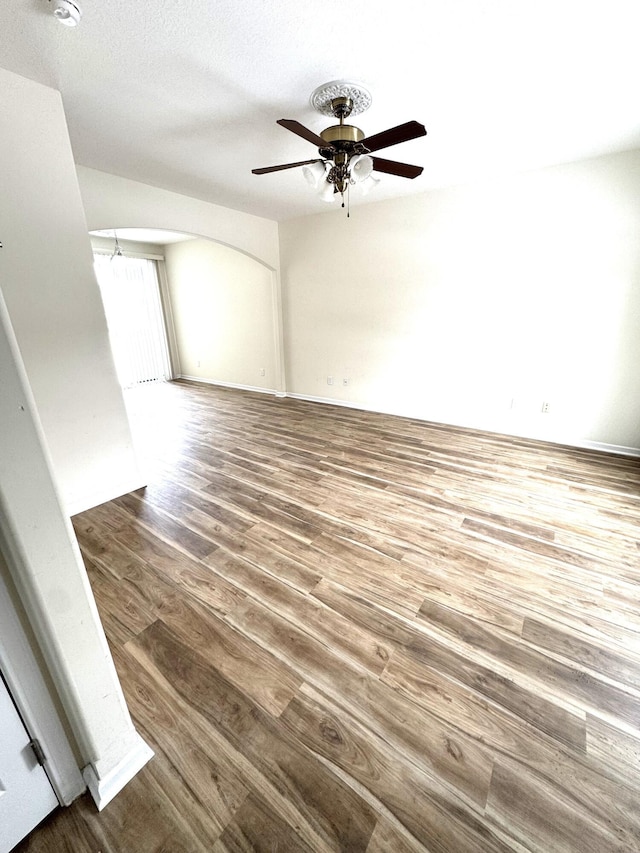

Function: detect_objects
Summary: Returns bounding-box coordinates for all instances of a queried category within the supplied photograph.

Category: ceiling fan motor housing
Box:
[319,125,368,162]
[320,99,369,192]
[320,125,364,146]
[319,95,368,158]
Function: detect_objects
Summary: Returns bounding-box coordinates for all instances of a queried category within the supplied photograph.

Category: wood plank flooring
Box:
[17,380,640,852]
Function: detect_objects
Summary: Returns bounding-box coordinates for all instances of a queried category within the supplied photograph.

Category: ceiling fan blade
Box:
[252,158,324,175]
[362,121,427,154]
[371,157,423,179]
[277,119,328,148]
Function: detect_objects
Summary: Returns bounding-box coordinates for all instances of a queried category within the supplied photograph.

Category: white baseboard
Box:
[286,391,379,412]
[179,374,277,395]
[283,393,640,458]
[576,439,640,458]
[83,733,154,811]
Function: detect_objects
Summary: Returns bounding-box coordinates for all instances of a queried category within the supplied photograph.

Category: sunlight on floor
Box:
[123,381,191,481]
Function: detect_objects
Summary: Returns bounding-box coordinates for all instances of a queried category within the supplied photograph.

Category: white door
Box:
[0,675,58,853]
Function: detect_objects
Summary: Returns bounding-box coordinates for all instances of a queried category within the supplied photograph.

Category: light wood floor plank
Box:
[19,379,640,852]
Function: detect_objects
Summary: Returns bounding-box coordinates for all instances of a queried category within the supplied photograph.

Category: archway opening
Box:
[89,227,283,472]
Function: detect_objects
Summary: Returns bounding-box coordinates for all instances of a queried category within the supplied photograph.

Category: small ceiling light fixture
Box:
[49,0,82,27]
[110,231,123,261]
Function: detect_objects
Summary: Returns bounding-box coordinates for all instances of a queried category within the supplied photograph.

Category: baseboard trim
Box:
[285,393,640,458]
[286,391,377,412]
[83,733,154,812]
[577,440,640,458]
[179,375,277,396]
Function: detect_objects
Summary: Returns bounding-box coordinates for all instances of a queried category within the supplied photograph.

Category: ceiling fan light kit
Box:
[351,154,374,182]
[319,179,337,203]
[49,0,82,26]
[252,80,426,215]
[302,160,328,188]
[359,174,381,196]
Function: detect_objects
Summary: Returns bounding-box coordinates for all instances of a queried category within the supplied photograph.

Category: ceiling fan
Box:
[252,81,426,209]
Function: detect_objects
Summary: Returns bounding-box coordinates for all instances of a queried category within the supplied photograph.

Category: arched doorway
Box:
[90,227,281,394]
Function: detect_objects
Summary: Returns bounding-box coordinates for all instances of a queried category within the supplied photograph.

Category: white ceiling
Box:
[91,228,195,245]
[2,1,640,221]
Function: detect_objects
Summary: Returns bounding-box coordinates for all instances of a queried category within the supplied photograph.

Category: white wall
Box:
[0,65,151,812]
[0,270,151,810]
[164,239,277,391]
[78,166,280,271]
[280,149,640,453]
[0,69,143,515]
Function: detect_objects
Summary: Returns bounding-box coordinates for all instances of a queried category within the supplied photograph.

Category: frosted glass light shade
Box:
[351,154,374,183]
[319,181,336,202]
[360,174,381,195]
[302,161,328,188]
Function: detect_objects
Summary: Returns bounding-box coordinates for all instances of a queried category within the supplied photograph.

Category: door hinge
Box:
[29,738,46,766]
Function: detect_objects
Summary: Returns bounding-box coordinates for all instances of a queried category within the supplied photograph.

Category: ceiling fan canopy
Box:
[252,81,427,210]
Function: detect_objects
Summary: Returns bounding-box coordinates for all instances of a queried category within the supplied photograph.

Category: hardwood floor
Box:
[18,380,640,852]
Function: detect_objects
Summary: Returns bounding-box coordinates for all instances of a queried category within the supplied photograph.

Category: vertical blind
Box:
[93,253,172,389]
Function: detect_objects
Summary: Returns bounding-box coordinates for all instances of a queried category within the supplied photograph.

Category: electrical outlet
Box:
[541,401,550,413]
[343,378,349,386]
[197,360,201,368]
[327,376,333,386]
[259,368,265,376]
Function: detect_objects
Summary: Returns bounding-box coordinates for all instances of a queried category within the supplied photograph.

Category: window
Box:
[93,254,172,388]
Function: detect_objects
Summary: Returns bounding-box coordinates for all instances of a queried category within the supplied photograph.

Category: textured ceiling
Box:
[2,1,640,221]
